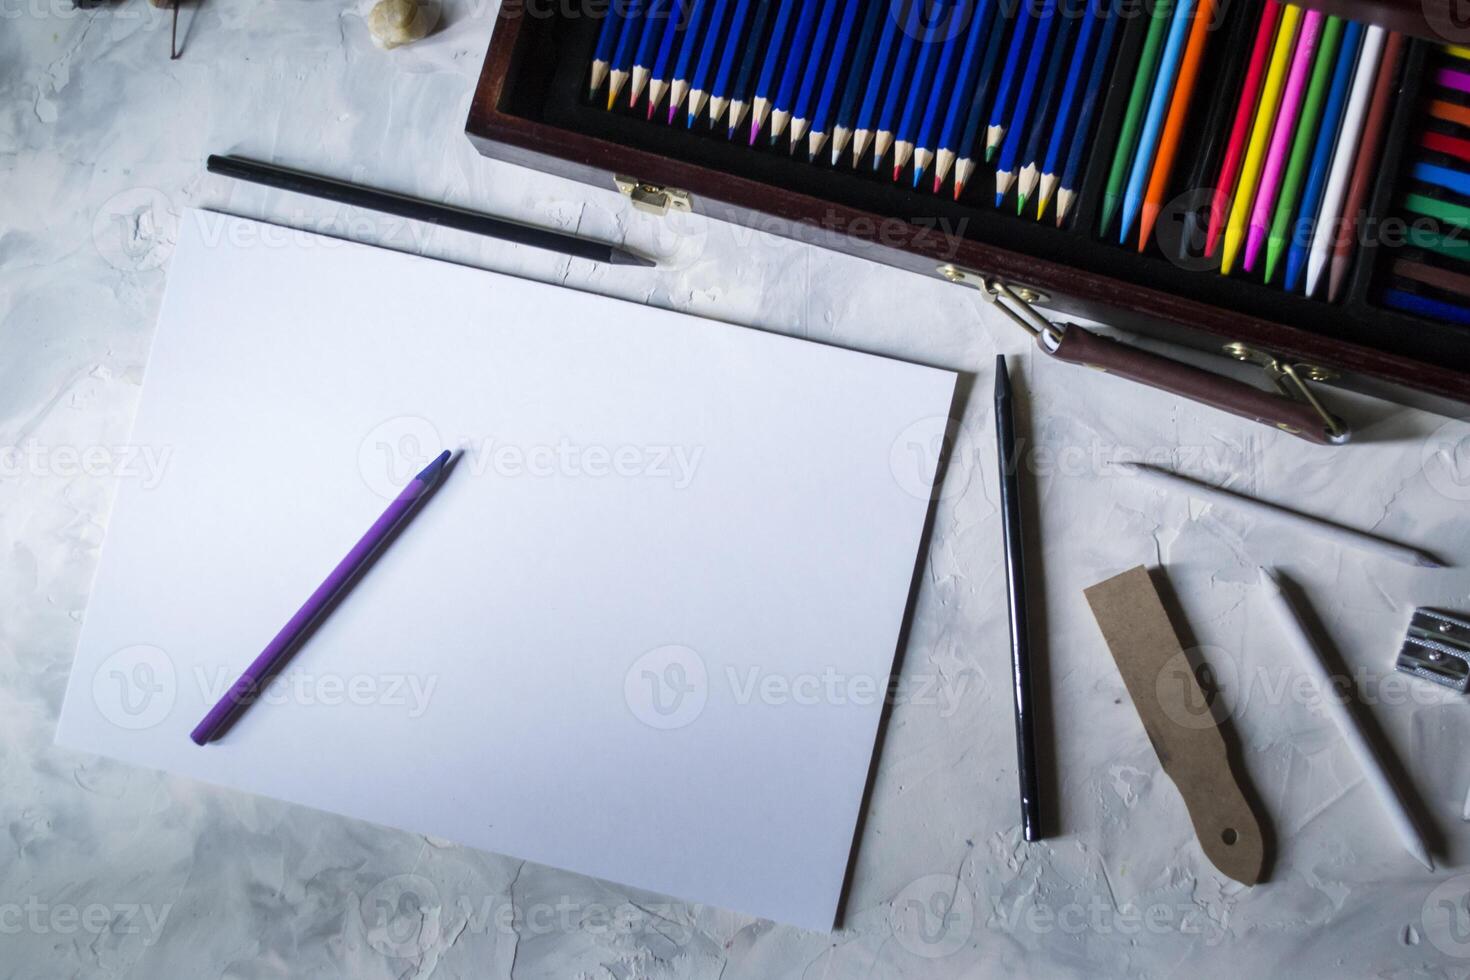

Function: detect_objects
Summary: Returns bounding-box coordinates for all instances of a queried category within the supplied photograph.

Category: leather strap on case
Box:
[1045,325,1341,445]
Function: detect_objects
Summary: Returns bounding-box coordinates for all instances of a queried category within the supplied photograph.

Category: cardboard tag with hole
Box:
[1084,566,1265,886]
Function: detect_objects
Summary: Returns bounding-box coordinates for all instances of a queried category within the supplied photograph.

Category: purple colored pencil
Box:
[189,449,453,745]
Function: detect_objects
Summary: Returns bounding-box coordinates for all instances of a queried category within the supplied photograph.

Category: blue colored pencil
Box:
[1013,10,1074,211]
[1412,161,1470,199]
[1054,1,1121,225]
[686,0,733,125]
[1117,0,1197,242]
[749,0,800,141]
[629,0,670,108]
[769,0,825,143]
[824,0,885,161]
[1285,20,1362,292]
[851,0,909,164]
[727,0,774,135]
[707,0,754,126]
[994,0,1058,204]
[893,0,958,179]
[983,0,1039,164]
[668,0,710,122]
[1036,0,1101,216]
[927,0,993,189]
[590,1,627,97]
[793,0,860,153]
[645,0,686,117]
[940,0,1007,193]
[911,0,974,186]
[872,1,925,168]
[607,0,647,109]
[1384,288,1470,326]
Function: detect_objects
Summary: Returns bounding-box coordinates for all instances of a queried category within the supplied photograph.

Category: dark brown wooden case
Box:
[467,0,1470,413]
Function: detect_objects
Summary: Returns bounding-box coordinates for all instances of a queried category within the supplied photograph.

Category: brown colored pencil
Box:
[1393,257,1470,298]
[1327,31,1404,303]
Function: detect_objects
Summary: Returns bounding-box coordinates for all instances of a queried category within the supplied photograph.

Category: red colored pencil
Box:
[1422,130,1470,165]
[1205,0,1282,258]
[1327,31,1404,303]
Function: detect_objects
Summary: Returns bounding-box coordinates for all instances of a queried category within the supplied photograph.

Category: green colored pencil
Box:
[1405,193,1470,229]
[1408,225,1470,263]
[1264,15,1342,283]
[1098,0,1173,237]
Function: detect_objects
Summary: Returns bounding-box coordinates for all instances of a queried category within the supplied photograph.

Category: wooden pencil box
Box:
[467,0,1470,428]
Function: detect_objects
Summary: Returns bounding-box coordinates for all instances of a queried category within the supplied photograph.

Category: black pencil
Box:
[1176,0,1259,263]
[206,155,656,267]
[994,356,1042,843]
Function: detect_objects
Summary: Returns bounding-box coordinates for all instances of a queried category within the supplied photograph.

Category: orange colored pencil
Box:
[1138,0,1218,252]
[1205,0,1282,258]
[1429,99,1470,129]
[1327,31,1404,302]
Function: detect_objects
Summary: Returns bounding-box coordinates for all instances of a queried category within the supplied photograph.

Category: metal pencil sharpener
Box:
[1396,609,1470,694]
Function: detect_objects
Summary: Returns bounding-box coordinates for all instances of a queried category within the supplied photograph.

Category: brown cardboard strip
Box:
[1084,566,1266,886]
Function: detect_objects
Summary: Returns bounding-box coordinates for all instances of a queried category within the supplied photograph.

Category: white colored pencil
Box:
[1259,568,1433,871]
[1128,464,1442,568]
[1304,25,1385,298]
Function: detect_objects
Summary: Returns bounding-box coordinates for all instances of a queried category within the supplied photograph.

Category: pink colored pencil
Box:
[1438,67,1470,95]
[1206,0,1282,258]
[1244,9,1324,272]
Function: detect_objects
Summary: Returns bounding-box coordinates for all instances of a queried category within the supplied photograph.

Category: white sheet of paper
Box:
[56,210,957,931]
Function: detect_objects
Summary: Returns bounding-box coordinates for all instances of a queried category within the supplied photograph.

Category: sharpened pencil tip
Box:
[413,449,453,485]
[932,176,942,194]
[1016,193,1028,215]
[609,247,658,268]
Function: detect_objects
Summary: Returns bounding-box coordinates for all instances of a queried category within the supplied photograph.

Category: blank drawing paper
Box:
[56,210,957,931]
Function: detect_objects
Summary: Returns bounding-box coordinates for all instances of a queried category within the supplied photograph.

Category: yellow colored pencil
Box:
[1220,4,1302,276]
[1445,44,1470,61]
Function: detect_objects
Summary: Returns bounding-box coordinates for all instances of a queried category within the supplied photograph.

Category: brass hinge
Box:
[614,175,692,216]
[1223,342,1346,442]
[937,263,1051,306]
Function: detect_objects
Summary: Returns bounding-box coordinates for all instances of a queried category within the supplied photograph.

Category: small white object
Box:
[1258,568,1434,871]
[1128,463,1441,568]
[367,0,439,49]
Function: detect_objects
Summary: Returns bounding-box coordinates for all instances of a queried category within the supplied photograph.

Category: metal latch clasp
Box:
[938,263,1062,350]
[614,175,692,216]
[1223,343,1347,443]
